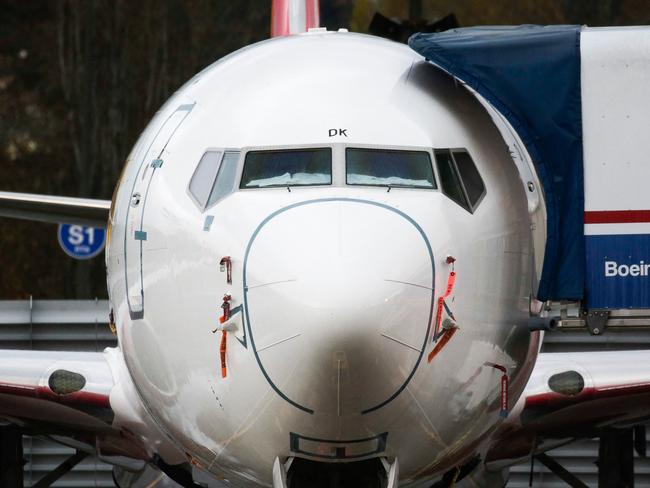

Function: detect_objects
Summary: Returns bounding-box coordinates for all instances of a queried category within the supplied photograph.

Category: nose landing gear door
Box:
[124,103,194,320]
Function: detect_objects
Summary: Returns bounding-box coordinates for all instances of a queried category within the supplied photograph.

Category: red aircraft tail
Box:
[271,0,320,37]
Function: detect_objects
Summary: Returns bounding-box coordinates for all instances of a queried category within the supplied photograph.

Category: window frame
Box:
[239,146,334,190]
[236,143,441,191]
[187,149,224,211]
[434,148,486,213]
[187,148,241,211]
[452,149,486,211]
[188,144,447,214]
[205,150,242,210]
[344,146,438,190]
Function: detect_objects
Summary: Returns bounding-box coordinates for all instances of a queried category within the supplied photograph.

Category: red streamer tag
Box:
[485,363,508,418]
[427,326,458,363]
[500,374,509,417]
[485,362,509,417]
[443,271,456,296]
[220,298,231,324]
[220,256,232,285]
[435,271,457,337]
[220,331,227,378]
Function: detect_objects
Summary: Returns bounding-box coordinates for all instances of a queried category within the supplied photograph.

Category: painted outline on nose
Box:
[242,198,435,415]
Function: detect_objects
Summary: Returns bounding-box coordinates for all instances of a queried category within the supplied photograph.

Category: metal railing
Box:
[0,300,116,488]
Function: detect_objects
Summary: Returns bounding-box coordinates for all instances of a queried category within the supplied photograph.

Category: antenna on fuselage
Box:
[271,0,321,37]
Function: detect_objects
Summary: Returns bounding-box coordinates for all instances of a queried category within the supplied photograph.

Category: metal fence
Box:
[508,328,650,488]
[1,300,649,487]
[0,300,115,488]
[0,299,114,352]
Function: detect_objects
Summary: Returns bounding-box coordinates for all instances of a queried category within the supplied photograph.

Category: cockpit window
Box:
[189,150,223,209]
[454,150,485,208]
[345,148,436,188]
[435,149,468,210]
[207,151,239,207]
[188,150,240,210]
[240,148,332,188]
[434,149,485,213]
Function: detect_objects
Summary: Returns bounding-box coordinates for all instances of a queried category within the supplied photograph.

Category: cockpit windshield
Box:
[346,148,436,188]
[240,148,332,188]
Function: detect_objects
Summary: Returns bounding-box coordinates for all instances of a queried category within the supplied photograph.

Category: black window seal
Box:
[434,148,486,214]
[434,148,471,212]
[450,149,486,213]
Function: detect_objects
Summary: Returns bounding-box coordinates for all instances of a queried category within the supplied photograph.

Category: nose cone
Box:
[244,199,434,415]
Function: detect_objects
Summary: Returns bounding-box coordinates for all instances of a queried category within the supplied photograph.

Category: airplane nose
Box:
[244,199,434,416]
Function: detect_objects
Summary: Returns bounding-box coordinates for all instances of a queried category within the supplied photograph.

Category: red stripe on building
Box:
[584,210,650,224]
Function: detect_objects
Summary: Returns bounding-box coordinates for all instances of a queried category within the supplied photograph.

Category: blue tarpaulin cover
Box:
[409,26,584,301]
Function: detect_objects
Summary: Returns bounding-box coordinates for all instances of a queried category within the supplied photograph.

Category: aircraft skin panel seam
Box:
[123,108,177,317]
[123,103,195,320]
[227,305,248,348]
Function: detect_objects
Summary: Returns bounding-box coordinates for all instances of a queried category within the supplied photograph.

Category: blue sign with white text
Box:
[585,234,650,309]
[57,224,106,260]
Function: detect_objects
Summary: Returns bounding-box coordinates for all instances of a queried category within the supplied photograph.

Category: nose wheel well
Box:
[277,457,394,488]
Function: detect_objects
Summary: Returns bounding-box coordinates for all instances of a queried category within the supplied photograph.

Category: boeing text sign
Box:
[585,234,650,309]
[57,224,106,260]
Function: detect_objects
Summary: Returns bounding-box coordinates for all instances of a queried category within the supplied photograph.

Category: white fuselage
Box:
[106,31,539,486]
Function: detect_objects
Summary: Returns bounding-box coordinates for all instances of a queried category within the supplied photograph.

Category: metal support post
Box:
[536,453,589,488]
[0,425,24,488]
[598,428,634,488]
[32,451,87,488]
